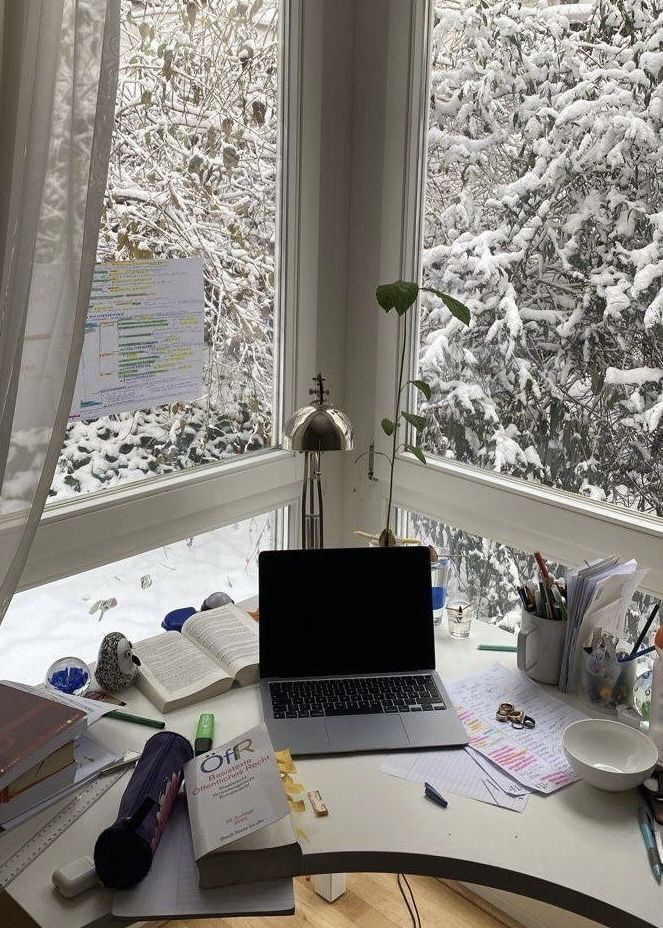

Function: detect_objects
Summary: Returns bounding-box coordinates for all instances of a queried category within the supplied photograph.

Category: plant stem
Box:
[385,314,408,539]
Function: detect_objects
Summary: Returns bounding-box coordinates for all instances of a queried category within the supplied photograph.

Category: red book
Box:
[0,682,87,792]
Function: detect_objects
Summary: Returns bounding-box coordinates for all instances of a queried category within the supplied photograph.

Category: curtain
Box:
[0,0,119,623]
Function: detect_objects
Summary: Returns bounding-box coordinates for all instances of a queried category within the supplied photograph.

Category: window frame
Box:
[12,0,316,590]
[362,0,663,597]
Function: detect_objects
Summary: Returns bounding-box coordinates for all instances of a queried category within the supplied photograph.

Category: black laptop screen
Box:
[258,546,435,678]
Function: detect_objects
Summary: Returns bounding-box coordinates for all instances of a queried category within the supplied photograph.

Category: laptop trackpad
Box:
[325,715,409,752]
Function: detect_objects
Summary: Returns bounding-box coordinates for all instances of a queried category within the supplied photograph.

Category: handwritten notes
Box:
[447,664,586,794]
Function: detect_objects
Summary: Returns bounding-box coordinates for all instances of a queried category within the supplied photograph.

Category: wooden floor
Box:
[165,874,518,928]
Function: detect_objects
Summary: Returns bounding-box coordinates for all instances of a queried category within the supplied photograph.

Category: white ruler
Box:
[0,769,128,889]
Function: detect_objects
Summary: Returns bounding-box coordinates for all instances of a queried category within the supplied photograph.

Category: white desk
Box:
[2,621,659,928]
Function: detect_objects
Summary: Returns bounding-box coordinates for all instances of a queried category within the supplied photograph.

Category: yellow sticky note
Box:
[288,798,306,813]
[295,827,310,843]
[283,780,305,796]
[275,748,297,773]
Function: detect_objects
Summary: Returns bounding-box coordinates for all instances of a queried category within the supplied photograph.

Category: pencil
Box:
[107,710,165,729]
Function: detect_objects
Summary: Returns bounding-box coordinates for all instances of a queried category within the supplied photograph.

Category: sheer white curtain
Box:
[0,0,119,622]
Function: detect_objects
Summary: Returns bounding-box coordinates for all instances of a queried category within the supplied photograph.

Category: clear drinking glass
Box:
[431,558,450,626]
[446,600,474,639]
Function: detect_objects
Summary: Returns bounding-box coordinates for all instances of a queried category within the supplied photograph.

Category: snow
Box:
[0,514,274,685]
[604,367,663,386]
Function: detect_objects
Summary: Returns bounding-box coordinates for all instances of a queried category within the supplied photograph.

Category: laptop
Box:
[258,546,468,755]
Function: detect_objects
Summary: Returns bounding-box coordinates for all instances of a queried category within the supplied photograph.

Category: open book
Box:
[133,604,259,712]
[185,723,302,889]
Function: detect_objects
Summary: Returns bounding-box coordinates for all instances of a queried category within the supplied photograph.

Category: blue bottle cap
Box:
[161,606,197,632]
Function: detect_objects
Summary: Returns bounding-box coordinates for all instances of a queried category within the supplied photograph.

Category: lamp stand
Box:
[301,450,324,549]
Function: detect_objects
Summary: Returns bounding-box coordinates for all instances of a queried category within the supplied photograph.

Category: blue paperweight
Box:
[46,657,91,696]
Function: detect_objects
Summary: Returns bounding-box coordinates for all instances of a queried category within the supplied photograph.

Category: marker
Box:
[195,713,215,755]
[424,782,448,809]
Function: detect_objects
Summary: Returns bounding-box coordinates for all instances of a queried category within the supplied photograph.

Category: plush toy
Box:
[94,632,141,693]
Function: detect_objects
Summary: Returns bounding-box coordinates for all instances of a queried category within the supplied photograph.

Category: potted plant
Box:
[372,279,470,547]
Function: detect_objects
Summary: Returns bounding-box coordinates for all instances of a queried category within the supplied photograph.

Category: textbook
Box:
[0,682,86,792]
[133,604,259,712]
[184,723,302,889]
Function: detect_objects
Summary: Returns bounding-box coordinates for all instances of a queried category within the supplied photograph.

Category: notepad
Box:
[112,797,295,919]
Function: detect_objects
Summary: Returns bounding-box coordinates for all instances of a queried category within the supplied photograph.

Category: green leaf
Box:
[402,412,426,432]
[381,417,395,436]
[376,280,419,316]
[420,287,470,325]
[408,379,432,401]
[406,444,427,465]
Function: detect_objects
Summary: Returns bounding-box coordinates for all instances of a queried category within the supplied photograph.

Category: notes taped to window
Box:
[70,259,204,419]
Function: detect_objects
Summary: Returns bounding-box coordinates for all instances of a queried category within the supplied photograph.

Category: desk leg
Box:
[313,873,347,902]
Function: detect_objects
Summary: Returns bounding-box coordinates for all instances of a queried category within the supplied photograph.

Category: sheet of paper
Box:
[381,748,529,812]
[112,797,294,918]
[446,664,586,793]
[0,736,120,831]
[70,258,204,419]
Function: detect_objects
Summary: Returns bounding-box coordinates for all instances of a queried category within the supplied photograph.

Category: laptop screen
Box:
[258,546,435,678]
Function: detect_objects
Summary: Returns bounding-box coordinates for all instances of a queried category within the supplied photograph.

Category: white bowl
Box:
[562,719,658,791]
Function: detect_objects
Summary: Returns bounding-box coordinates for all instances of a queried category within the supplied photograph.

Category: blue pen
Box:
[424,782,448,809]
[638,807,662,883]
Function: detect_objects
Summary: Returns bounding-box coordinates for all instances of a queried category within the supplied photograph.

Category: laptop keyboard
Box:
[269,674,446,718]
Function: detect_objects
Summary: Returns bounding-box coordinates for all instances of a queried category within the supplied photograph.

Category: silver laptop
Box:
[258,546,468,755]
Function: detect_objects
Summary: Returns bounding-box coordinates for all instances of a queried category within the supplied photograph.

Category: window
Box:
[418,0,663,517]
[0,509,284,684]
[51,0,281,502]
[402,508,658,644]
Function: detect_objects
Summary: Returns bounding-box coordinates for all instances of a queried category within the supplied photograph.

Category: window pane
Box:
[50,0,280,501]
[403,510,657,645]
[420,1,663,516]
[0,510,282,684]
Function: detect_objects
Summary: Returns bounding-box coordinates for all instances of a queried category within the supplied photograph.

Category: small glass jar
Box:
[446,600,474,639]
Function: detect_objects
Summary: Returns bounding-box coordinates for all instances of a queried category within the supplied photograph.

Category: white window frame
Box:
[347,0,663,598]
[12,0,325,591]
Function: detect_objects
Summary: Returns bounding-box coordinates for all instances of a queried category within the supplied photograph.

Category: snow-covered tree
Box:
[53,0,278,497]
[420,0,663,620]
[422,0,663,512]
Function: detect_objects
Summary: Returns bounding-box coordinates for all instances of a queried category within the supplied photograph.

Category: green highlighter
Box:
[194,713,215,756]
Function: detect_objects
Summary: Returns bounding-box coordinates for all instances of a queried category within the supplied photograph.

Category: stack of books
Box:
[0,681,88,824]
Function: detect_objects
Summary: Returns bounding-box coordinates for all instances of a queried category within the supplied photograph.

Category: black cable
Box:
[397,874,417,928]
[397,873,422,928]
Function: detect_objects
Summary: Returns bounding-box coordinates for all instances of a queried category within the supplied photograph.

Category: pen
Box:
[106,710,165,729]
[630,603,660,658]
[638,807,662,883]
[477,644,518,652]
[424,782,448,809]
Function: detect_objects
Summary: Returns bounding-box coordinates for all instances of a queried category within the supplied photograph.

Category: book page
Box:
[183,605,258,683]
[134,632,231,701]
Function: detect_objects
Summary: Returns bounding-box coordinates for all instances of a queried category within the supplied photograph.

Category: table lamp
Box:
[283,373,354,549]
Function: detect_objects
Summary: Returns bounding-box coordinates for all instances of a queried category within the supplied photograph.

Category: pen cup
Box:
[517,608,566,685]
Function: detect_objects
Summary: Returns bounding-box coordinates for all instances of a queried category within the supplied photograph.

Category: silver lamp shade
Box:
[283,373,354,548]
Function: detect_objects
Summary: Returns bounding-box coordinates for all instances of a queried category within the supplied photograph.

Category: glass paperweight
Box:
[45,657,91,696]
